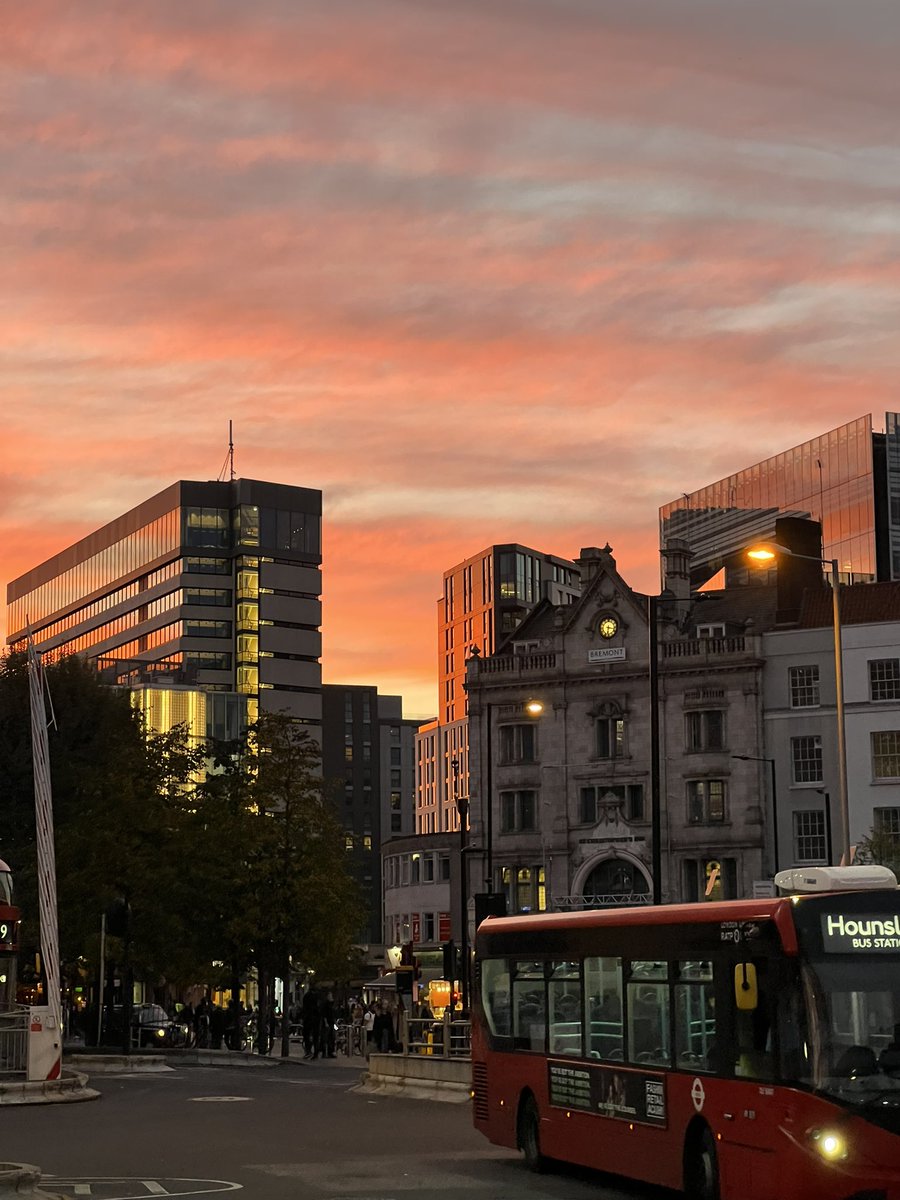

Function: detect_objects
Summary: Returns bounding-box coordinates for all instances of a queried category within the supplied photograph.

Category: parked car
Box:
[103,1003,190,1048]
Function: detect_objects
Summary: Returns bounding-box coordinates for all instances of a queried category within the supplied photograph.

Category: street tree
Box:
[0,650,205,991]
[190,711,363,1054]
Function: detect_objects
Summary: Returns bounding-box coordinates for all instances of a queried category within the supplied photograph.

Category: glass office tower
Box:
[6,478,323,731]
[660,413,900,588]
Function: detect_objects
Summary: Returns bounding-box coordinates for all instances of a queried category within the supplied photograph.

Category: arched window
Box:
[582,858,650,903]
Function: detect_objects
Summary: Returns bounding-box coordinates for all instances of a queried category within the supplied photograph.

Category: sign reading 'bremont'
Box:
[588,647,626,663]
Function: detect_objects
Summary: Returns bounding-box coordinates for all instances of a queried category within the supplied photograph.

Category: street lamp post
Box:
[747,545,850,865]
[451,756,470,1015]
[732,754,778,874]
[648,595,662,905]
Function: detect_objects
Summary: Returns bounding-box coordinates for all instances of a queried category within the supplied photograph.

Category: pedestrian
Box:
[302,988,320,1059]
[372,1000,394,1053]
[224,998,242,1051]
[209,1002,225,1050]
[362,1003,375,1057]
[320,991,336,1058]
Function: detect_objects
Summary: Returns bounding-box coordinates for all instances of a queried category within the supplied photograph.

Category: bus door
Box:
[717,950,783,1200]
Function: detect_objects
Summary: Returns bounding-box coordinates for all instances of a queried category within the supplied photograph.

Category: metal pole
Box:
[830,560,850,864]
[459,823,469,1015]
[484,703,493,891]
[824,792,833,866]
[648,595,662,905]
[453,753,470,1016]
[769,757,779,875]
[96,912,106,1048]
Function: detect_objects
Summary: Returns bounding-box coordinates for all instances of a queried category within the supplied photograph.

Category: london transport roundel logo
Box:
[691,1078,706,1112]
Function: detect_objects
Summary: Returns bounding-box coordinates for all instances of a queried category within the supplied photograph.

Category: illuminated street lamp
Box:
[746,543,849,865]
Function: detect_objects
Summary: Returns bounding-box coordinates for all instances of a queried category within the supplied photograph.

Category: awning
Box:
[359,968,445,991]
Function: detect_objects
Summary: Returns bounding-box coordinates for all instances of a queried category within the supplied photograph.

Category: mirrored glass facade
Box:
[6,478,323,729]
[660,414,899,587]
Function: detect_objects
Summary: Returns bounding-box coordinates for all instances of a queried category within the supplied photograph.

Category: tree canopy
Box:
[0,652,363,997]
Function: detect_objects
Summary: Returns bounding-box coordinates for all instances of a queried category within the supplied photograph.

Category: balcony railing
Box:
[552,894,653,910]
[662,636,748,659]
[476,653,558,675]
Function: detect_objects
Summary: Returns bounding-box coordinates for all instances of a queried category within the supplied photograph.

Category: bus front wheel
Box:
[518,1096,546,1173]
[685,1126,720,1200]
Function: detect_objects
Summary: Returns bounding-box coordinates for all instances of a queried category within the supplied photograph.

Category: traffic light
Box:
[397,940,415,994]
[442,940,460,981]
[474,891,507,927]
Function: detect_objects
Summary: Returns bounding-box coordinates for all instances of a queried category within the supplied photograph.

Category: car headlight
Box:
[155,1028,166,1039]
[809,1128,848,1161]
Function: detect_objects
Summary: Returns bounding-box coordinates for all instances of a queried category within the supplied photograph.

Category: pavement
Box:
[0,1035,368,1107]
[66,1033,370,1072]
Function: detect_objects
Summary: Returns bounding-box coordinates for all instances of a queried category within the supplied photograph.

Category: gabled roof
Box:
[556,546,650,636]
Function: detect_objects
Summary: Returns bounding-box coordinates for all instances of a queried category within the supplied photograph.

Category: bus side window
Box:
[584,956,624,1060]
[549,962,582,1057]
[511,961,546,1051]
[626,961,671,1068]
[481,958,511,1038]
[674,960,716,1072]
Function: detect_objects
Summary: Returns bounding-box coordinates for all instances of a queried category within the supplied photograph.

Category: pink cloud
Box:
[2,1,899,713]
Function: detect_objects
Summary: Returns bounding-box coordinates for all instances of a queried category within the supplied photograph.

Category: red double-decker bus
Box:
[0,858,21,1009]
[472,866,900,1200]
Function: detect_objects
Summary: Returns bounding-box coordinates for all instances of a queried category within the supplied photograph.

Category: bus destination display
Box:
[821,912,900,952]
[548,1060,667,1127]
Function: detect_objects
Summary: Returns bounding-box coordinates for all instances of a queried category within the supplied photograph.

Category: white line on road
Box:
[142,1184,170,1194]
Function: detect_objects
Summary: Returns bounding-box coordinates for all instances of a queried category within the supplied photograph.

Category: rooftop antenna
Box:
[217,421,236,482]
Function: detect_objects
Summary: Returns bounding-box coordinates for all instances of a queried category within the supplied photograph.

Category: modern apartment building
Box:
[6,478,323,733]
[417,545,580,837]
[660,412,900,588]
[321,684,420,945]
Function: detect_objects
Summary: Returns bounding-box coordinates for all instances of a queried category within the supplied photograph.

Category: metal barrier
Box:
[403,1015,470,1059]
[0,1005,29,1076]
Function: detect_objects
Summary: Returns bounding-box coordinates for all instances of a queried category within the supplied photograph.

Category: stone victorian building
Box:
[465,544,771,912]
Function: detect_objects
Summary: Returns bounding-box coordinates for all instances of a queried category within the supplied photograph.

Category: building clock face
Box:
[599,616,619,639]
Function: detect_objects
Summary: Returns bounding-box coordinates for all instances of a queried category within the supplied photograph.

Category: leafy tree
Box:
[853,823,900,875]
[190,711,364,1053]
[0,651,205,989]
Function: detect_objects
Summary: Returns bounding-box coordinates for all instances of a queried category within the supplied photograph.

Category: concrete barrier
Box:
[67,1049,278,1073]
[0,1162,65,1199]
[0,1070,98,1108]
[360,1053,471,1104]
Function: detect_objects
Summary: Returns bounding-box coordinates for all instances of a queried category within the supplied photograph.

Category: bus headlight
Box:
[809,1128,848,1161]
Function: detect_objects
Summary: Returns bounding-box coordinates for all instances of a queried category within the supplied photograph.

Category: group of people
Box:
[290,990,401,1058]
[173,994,255,1051]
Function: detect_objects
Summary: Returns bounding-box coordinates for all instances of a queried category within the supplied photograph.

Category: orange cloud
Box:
[3,1,899,714]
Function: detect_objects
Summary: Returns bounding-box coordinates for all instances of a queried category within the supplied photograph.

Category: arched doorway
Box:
[579,855,651,908]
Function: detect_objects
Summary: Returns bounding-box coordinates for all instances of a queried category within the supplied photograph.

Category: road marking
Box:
[188,1096,251,1103]
[45,1178,241,1200]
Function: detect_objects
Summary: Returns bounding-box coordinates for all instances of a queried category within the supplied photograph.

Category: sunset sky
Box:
[3,0,899,716]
